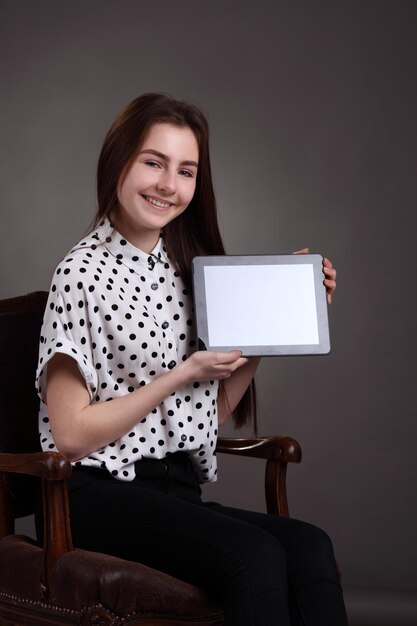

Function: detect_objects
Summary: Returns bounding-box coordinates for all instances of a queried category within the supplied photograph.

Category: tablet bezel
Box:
[192,254,331,356]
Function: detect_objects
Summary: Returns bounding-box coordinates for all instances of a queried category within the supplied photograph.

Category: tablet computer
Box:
[192,254,330,356]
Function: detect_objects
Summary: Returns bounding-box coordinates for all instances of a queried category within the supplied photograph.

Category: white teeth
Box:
[146,196,171,209]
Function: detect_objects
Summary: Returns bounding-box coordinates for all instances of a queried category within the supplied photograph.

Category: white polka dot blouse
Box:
[36,218,219,482]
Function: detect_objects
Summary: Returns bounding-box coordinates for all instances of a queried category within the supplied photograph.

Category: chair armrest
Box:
[216,436,302,463]
[216,436,302,517]
[0,451,72,480]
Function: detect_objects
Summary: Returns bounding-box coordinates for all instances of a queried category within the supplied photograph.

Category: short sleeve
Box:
[36,276,98,404]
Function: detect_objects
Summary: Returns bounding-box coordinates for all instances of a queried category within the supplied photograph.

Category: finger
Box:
[231,357,249,370]
[323,257,333,268]
[324,278,336,306]
[216,358,249,378]
[324,279,336,290]
[215,350,242,363]
[323,266,336,279]
[213,369,231,380]
[293,247,310,255]
[214,355,248,374]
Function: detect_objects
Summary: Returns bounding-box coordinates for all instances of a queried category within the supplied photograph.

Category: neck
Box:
[111,214,160,253]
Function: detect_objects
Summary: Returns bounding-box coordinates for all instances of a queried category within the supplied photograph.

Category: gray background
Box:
[1,1,416,623]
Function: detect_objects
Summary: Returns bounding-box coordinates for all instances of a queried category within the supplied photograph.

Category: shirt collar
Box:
[93,217,169,274]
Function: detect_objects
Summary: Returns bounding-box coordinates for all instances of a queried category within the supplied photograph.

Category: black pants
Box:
[56,453,348,626]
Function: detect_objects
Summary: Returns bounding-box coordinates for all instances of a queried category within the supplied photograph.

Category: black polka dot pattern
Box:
[36,218,219,482]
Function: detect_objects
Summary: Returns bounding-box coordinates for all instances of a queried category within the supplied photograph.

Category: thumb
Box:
[224,350,242,361]
[293,247,310,255]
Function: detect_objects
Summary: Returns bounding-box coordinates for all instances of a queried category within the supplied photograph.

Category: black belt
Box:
[134,452,199,487]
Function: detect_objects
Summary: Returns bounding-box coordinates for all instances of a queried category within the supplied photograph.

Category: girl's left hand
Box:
[293,248,337,305]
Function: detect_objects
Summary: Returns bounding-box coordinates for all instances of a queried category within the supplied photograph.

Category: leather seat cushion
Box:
[0,535,223,622]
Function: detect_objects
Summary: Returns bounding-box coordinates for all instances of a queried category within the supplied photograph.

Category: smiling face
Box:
[115,122,199,252]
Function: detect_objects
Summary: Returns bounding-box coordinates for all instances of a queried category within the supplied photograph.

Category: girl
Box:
[36,93,346,625]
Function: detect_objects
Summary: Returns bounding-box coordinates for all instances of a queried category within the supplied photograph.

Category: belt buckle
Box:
[161,460,169,477]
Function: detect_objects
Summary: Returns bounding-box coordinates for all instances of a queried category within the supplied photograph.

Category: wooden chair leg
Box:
[41,478,73,599]
[265,459,289,517]
[0,475,14,539]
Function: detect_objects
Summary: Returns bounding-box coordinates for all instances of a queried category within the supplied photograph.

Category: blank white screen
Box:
[204,264,319,346]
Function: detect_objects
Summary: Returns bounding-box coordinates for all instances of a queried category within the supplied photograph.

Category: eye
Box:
[145,160,161,169]
[179,169,194,178]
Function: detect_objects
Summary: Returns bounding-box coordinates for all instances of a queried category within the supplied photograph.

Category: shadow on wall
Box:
[344,587,417,626]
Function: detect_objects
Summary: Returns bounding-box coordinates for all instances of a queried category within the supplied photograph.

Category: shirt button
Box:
[162,321,169,329]
[168,360,176,369]
[151,283,158,290]
[181,434,187,442]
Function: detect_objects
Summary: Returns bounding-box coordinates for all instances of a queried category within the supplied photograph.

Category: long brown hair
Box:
[94,93,256,431]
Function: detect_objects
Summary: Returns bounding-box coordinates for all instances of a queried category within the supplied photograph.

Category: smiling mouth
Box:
[143,195,173,209]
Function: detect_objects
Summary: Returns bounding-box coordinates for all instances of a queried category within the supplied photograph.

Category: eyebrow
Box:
[139,149,198,168]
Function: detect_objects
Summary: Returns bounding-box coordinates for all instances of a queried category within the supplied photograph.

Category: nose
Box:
[156,168,176,195]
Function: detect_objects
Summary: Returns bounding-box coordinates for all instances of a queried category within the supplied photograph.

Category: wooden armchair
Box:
[0,292,301,626]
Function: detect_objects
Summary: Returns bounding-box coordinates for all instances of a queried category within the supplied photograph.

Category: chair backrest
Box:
[0,291,48,518]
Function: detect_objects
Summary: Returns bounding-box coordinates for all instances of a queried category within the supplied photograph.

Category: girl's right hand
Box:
[178,350,249,385]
